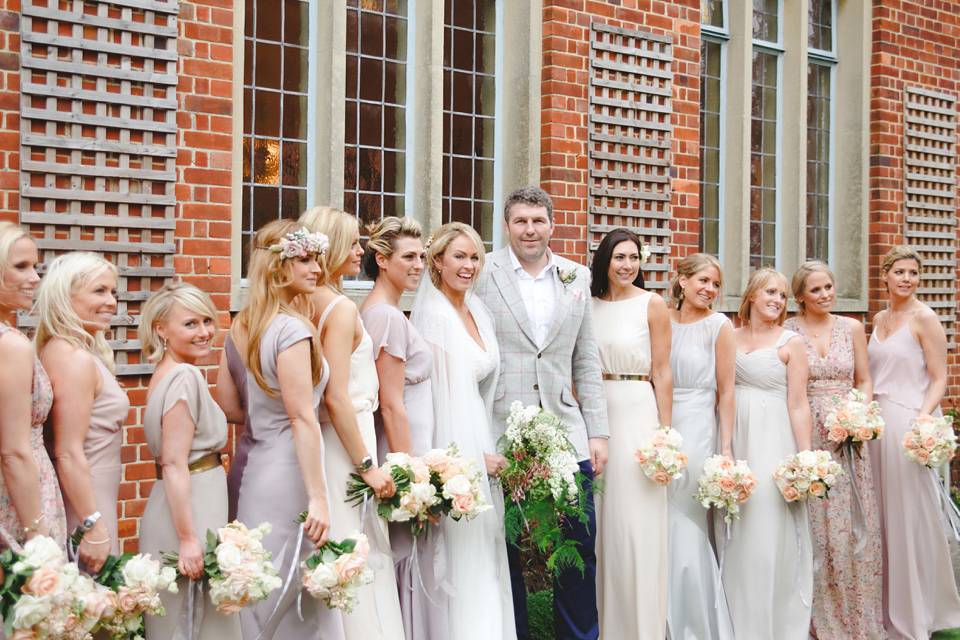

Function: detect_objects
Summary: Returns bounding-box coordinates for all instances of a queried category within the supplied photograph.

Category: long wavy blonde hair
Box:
[34,252,118,373]
[233,219,323,396]
[299,206,359,293]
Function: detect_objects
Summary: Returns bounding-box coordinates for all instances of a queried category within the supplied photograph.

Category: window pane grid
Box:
[442,0,496,249]
[701,0,724,29]
[699,38,722,256]
[750,49,778,270]
[343,0,408,231]
[752,0,779,44]
[242,0,310,275]
[806,62,831,261]
[808,0,833,53]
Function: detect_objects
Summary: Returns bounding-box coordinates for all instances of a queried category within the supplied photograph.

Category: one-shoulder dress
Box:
[722,330,812,640]
[868,316,960,640]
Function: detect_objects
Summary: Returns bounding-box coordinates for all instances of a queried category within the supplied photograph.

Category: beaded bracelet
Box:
[22,514,44,536]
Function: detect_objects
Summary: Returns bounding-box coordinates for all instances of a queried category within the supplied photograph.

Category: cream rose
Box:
[216,543,244,573]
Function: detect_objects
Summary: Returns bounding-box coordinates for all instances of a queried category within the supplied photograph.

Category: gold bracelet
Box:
[83,537,110,545]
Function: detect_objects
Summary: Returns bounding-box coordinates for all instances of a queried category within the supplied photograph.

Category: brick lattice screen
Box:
[587,22,672,289]
[19,0,178,374]
[902,85,957,347]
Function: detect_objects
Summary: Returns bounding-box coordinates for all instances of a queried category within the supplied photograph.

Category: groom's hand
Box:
[588,437,608,476]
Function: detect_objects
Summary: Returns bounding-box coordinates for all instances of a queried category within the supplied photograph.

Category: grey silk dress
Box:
[229,314,345,640]
[140,363,241,640]
[361,302,448,640]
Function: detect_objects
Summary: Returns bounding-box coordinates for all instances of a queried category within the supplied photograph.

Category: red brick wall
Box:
[540,0,702,264]
[0,0,19,223]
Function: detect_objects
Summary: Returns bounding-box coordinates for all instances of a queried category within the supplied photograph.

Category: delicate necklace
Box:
[804,316,833,339]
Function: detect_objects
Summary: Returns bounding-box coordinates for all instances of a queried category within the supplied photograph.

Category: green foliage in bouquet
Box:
[346,466,416,522]
[162,529,225,580]
[295,511,364,571]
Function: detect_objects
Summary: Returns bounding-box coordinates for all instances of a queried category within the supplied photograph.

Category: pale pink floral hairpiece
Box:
[258,227,329,259]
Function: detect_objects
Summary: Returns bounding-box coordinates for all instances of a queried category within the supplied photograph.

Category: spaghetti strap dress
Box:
[867,316,960,640]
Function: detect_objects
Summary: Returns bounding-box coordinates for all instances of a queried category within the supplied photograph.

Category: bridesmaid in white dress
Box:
[721,267,813,640]
[867,246,960,640]
[591,228,673,639]
[299,206,405,640]
[665,253,735,640]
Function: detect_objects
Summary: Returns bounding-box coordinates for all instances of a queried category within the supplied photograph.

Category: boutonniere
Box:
[558,268,577,286]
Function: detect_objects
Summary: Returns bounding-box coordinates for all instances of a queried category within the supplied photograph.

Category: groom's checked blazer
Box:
[476,247,609,461]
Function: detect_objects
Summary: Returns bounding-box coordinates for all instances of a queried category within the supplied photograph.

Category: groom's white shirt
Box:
[509,246,557,348]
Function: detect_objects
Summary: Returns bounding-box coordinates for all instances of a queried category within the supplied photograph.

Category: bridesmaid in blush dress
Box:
[0,223,66,550]
[139,284,241,640]
[867,246,960,640]
[665,253,735,640]
[784,261,883,640]
[217,219,344,640]
[300,206,405,640]
[35,252,128,572]
[591,228,673,639]
[721,267,813,640]
[360,217,448,640]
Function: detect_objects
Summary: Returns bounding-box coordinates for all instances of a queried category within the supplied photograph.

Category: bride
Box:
[411,222,516,640]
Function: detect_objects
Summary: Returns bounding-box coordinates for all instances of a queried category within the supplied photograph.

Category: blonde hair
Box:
[738,267,788,325]
[234,219,322,396]
[791,261,835,315]
[0,222,32,289]
[34,252,118,373]
[139,283,220,363]
[363,216,422,280]
[425,222,485,290]
[669,253,723,308]
[299,206,358,292]
[881,245,923,273]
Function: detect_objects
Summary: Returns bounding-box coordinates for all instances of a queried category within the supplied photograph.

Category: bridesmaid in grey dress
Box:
[721,268,813,640]
[360,216,448,640]
[35,252,128,572]
[665,253,735,640]
[138,284,241,640]
[217,220,345,640]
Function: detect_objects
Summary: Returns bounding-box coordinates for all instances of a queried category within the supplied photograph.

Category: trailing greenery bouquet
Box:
[498,401,594,576]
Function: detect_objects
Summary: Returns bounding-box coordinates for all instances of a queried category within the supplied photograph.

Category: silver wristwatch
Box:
[355,455,373,473]
[79,510,102,533]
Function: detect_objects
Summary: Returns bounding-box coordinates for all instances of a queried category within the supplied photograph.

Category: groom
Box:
[475,186,608,640]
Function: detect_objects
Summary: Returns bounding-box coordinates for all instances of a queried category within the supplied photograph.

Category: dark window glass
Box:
[806,62,831,261]
[750,49,778,270]
[698,38,722,255]
[808,0,833,52]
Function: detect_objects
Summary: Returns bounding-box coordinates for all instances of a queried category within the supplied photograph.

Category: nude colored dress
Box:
[140,364,241,640]
[0,324,66,550]
[868,315,960,640]
[61,355,127,557]
[318,296,405,640]
[361,302,448,640]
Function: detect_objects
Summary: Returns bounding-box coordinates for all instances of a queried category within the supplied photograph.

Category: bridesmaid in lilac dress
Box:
[784,261,883,639]
[217,220,345,640]
[0,222,66,549]
[35,252,128,571]
[360,216,448,640]
[867,246,960,640]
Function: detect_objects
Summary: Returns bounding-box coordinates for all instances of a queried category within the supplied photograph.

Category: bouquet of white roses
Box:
[346,452,441,535]
[163,521,281,615]
[498,401,593,575]
[774,450,844,502]
[825,389,884,455]
[693,455,759,523]
[92,552,178,639]
[423,443,492,523]
[0,535,102,640]
[635,424,688,486]
[299,529,373,613]
[902,414,958,468]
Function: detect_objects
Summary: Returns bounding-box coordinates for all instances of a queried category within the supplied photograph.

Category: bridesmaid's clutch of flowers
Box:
[297,527,373,613]
[498,401,594,576]
[635,424,688,486]
[162,520,281,615]
[773,450,844,502]
[825,389,885,455]
[693,455,758,523]
[902,414,958,468]
[87,551,177,639]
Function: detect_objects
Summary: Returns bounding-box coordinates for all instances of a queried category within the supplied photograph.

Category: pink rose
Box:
[653,469,671,486]
[902,433,915,448]
[413,461,430,483]
[10,629,37,640]
[720,457,734,470]
[23,566,60,597]
[452,493,476,514]
[741,475,758,493]
[334,553,367,583]
[634,451,648,465]
[85,585,116,619]
[439,462,463,483]
[809,482,826,498]
[913,448,930,464]
[422,450,453,473]
[921,435,938,451]
[651,432,668,447]
[781,486,801,502]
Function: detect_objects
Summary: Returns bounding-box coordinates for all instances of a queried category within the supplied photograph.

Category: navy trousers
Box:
[508,459,599,640]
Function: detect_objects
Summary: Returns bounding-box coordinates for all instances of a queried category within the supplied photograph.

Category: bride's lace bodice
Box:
[471,322,499,384]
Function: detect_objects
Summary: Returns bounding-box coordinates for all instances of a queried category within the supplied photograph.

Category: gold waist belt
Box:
[602,373,650,382]
[155,451,222,480]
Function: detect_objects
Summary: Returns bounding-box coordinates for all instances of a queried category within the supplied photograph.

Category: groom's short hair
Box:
[503,186,554,223]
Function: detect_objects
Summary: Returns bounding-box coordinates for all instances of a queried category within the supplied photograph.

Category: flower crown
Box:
[258,227,329,259]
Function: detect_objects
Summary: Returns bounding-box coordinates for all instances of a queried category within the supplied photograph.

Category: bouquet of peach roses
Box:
[774,450,844,502]
[423,444,492,524]
[635,424,688,486]
[298,529,373,613]
[92,552,178,639]
[825,389,884,456]
[902,414,958,468]
[693,455,758,523]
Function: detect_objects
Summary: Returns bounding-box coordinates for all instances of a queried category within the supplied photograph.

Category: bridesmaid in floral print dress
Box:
[784,261,884,640]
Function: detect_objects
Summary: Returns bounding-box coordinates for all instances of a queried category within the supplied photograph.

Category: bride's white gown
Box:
[411,279,516,640]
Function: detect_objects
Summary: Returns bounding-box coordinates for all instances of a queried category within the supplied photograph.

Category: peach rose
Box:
[334,553,367,583]
[736,490,750,503]
[913,448,930,464]
[855,427,874,441]
[921,435,938,451]
[902,433,915,448]
[218,601,245,615]
[422,450,453,473]
[828,426,848,443]
[413,461,430,484]
[353,535,371,558]
[781,486,801,502]
[741,476,758,493]
[651,432,668,447]
[809,482,826,498]
[653,469,671,486]
[718,476,736,493]
[23,565,60,597]
[10,629,37,640]
[634,451,648,465]
[452,493,475,514]
[116,587,137,613]
[720,457,734,470]
[677,453,689,467]
[439,462,463,484]
[219,525,249,549]
[834,409,853,425]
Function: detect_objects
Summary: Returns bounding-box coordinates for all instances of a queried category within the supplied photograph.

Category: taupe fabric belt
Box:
[602,373,650,382]
[155,452,222,480]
